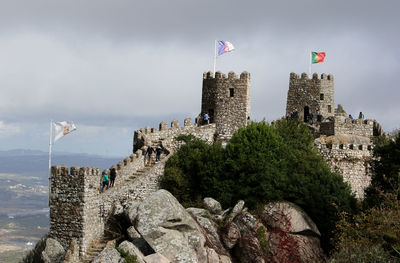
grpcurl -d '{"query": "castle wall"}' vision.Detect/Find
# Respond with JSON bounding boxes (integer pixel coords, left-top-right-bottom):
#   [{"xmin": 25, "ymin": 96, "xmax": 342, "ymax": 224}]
[
  {"xmin": 319, "ymin": 117, "xmax": 374, "ymax": 137},
  {"xmin": 201, "ymin": 71, "xmax": 250, "ymax": 142},
  {"xmin": 287, "ymin": 73, "xmax": 334, "ymax": 121},
  {"xmin": 316, "ymin": 141, "xmax": 372, "ymax": 199},
  {"xmin": 49, "ymin": 166, "xmax": 102, "ymax": 255},
  {"xmin": 133, "ymin": 118, "xmax": 217, "ymax": 153}
]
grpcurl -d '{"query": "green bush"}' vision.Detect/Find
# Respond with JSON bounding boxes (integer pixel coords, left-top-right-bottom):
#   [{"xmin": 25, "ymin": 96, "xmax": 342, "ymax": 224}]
[
  {"xmin": 160, "ymin": 120, "xmax": 357, "ymax": 251},
  {"xmin": 327, "ymin": 244, "xmax": 397, "ymax": 263},
  {"xmin": 364, "ymin": 133, "xmax": 400, "ymax": 208},
  {"xmin": 116, "ymin": 247, "xmax": 138, "ymax": 263}
]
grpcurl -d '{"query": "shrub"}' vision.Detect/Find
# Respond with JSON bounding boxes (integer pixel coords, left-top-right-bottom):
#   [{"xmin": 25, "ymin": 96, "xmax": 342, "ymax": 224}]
[
  {"xmin": 364, "ymin": 133, "xmax": 400, "ymax": 208},
  {"xmin": 160, "ymin": 120, "xmax": 357, "ymax": 251}
]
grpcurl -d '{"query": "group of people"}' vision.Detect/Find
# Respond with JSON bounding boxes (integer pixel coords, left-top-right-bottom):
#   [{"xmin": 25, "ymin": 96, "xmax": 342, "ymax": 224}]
[
  {"xmin": 100, "ymin": 144, "xmax": 164, "ymax": 193},
  {"xmin": 146, "ymin": 144, "xmax": 163, "ymax": 167},
  {"xmin": 349, "ymin": 112, "xmax": 364, "ymax": 121},
  {"xmin": 101, "ymin": 167, "xmax": 117, "ymax": 193},
  {"xmin": 286, "ymin": 108, "xmax": 323, "ymax": 124}
]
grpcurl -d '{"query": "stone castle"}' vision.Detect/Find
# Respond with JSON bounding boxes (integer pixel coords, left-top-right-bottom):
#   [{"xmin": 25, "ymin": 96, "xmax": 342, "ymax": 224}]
[{"xmin": 49, "ymin": 70, "xmax": 381, "ymax": 260}]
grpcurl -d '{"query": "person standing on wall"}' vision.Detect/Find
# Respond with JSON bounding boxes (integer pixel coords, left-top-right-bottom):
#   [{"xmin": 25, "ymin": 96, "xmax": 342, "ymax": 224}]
[
  {"xmin": 203, "ymin": 112, "xmax": 210, "ymax": 125},
  {"xmin": 146, "ymin": 145, "xmax": 155, "ymax": 167},
  {"xmin": 155, "ymin": 145, "xmax": 163, "ymax": 163},
  {"xmin": 358, "ymin": 112, "xmax": 364, "ymax": 119},
  {"xmin": 101, "ymin": 171, "xmax": 109, "ymax": 193},
  {"xmin": 109, "ymin": 167, "xmax": 117, "ymax": 187}
]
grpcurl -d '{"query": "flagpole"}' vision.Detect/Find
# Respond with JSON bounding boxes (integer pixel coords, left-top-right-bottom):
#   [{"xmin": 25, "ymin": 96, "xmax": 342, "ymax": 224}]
[
  {"xmin": 309, "ymin": 52, "xmax": 312, "ymax": 76},
  {"xmin": 48, "ymin": 120, "xmax": 52, "ymax": 205},
  {"xmin": 213, "ymin": 40, "xmax": 217, "ymax": 73}
]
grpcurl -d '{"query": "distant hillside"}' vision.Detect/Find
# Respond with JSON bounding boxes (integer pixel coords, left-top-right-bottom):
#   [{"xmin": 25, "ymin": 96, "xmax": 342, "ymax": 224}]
[{"xmin": 0, "ymin": 149, "xmax": 124, "ymax": 176}]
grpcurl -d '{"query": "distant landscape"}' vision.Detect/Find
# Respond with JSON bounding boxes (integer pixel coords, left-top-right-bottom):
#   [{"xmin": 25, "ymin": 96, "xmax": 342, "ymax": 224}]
[{"xmin": 0, "ymin": 149, "xmax": 123, "ymax": 263}]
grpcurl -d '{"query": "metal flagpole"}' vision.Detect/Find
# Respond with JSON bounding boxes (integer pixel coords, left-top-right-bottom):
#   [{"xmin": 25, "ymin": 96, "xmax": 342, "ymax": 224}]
[
  {"xmin": 48, "ymin": 120, "xmax": 52, "ymax": 205},
  {"xmin": 309, "ymin": 52, "xmax": 312, "ymax": 76},
  {"xmin": 213, "ymin": 40, "xmax": 217, "ymax": 73}
]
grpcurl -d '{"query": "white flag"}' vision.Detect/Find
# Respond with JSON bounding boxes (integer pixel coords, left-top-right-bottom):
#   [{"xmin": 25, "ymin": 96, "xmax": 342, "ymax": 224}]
[{"xmin": 53, "ymin": 121, "xmax": 77, "ymax": 142}]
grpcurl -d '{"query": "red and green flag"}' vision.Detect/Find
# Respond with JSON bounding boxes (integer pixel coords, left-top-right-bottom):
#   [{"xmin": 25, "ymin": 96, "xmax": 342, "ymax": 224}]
[{"xmin": 312, "ymin": 52, "xmax": 326, "ymax": 64}]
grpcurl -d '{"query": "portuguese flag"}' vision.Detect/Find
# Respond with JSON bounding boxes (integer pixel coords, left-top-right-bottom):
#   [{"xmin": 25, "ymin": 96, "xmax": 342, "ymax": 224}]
[{"xmin": 312, "ymin": 52, "xmax": 326, "ymax": 64}]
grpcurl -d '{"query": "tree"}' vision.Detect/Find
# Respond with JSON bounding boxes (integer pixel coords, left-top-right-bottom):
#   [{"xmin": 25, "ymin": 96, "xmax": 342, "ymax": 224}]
[
  {"xmin": 364, "ymin": 133, "xmax": 400, "ymax": 208},
  {"xmin": 160, "ymin": 120, "xmax": 357, "ymax": 250}
]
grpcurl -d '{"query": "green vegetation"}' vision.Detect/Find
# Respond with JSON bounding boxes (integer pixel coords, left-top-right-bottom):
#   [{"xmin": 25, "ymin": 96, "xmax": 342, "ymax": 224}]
[
  {"xmin": 256, "ymin": 226, "xmax": 269, "ymax": 253},
  {"xmin": 160, "ymin": 119, "xmax": 357, "ymax": 250},
  {"xmin": 364, "ymin": 133, "xmax": 400, "ymax": 208},
  {"xmin": 116, "ymin": 247, "xmax": 138, "ymax": 263},
  {"xmin": 330, "ymin": 132, "xmax": 400, "ymax": 261}
]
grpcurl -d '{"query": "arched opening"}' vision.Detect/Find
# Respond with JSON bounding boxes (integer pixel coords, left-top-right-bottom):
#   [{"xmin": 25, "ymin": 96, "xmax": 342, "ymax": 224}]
[{"xmin": 304, "ymin": 106, "xmax": 310, "ymax": 123}]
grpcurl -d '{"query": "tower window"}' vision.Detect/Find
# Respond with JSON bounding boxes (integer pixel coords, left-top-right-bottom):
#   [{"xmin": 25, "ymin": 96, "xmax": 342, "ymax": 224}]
[
  {"xmin": 328, "ymin": 105, "xmax": 332, "ymax": 113},
  {"xmin": 229, "ymin": 88, "xmax": 234, "ymax": 97},
  {"xmin": 320, "ymin": 93, "xmax": 324, "ymax": 100}
]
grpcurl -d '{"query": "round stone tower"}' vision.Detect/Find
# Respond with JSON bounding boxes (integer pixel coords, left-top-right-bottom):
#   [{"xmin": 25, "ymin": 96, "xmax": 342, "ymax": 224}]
[
  {"xmin": 286, "ymin": 72, "xmax": 334, "ymax": 122},
  {"xmin": 201, "ymin": 71, "xmax": 251, "ymax": 142}
]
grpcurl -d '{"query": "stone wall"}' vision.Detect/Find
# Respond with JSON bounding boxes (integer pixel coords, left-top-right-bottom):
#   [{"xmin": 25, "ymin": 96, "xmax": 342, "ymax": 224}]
[
  {"xmin": 286, "ymin": 73, "xmax": 334, "ymax": 121},
  {"xmin": 201, "ymin": 71, "xmax": 250, "ymax": 143},
  {"xmin": 133, "ymin": 117, "xmax": 217, "ymax": 153},
  {"xmin": 49, "ymin": 166, "xmax": 102, "ymax": 255},
  {"xmin": 319, "ymin": 117, "xmax": 374, "ymax": 137},
  {"xmin": 49, "ymin": 153, "xmax": 168, "ymax": 256},
  {"xmin": 316, "ymin": 140, "xmax": 372, "ymax": 199}
]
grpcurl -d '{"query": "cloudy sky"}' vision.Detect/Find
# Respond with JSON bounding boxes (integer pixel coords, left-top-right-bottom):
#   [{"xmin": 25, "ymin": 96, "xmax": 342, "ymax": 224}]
[{"xmin": 0, "ymin": 0, "xmax": 399, "ymax": 157}]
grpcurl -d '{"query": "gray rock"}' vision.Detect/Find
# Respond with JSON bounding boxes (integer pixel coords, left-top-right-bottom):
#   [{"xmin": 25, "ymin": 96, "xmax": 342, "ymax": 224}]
[
  {"xmin": 221, "ymin": 222, "xmax": 240, "ymax": 249},
  {"xmin": 203, "ymin": 197, "xmax": 222, "ymax": 214},
  {"xmin": 63, "ymin": 239, "xmax": 79, "ymax": 263},
  {"xmin": 144, "ymin": 252, "xmax": 171, "ymax": 263},
  {"xmin": 135, "ymin": 189, "xmax": 207, "ymax": 263},
  {"xmin": 118, "ymin": 240, "xmax": 145, "ymax": 263},
  {"xmin": 113, "ymin": 201, "xmax": 124, "ymax": 216},
  {"xmin": 231, "ymin": 200, "xmax": 245, "ymax": 215},
  {"xmin": 125, "ymin": 201, "xmax": 140, "ymax": 225},
  {"xmin": 41, "ymin": 238, "xmax": 65, "ymax": 263},
  {"xmin": 261, "ymin": 201, "xmax": 320, "ymax": 236},
  {"xmin": 92, "ymin": 247, "xmax": 122, "ymax": 263},
  {"xmin": 186, "ymin": 207, "xmax": 211, "ymax": 218},
  {"xmin": 127, "ymin": 226, "xmax": 142, "ymax": 240}
]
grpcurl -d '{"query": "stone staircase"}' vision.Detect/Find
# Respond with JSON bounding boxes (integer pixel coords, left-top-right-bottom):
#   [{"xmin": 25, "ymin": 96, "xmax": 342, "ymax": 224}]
[
  {"xmin": 79, "ymin": 230, "xmax": 120, "ymax": 263},
  {"xmin": 78, "ymin": 150, "xmax": 168, "ymax": 262}
]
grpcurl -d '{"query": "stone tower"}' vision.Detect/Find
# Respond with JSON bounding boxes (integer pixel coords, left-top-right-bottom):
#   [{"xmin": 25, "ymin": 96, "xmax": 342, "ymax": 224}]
[
  {"xmin": 286, "ymin": 72, "xmax": 334, "ymax": 121},
  {"xmin": 201, "ymin": 71, "xmax": 251, "ymax": 142}
]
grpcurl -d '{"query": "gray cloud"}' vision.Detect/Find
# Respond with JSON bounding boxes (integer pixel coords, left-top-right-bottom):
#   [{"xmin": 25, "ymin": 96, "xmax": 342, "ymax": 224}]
[{"xmin": 0, "ymin": 0, "xmax": 399, "ymax": 155}]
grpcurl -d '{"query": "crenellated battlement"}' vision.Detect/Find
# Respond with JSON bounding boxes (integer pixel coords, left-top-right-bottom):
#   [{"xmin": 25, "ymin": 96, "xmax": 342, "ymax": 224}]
[
  {"xmin": 203, "ymin": 70, "xmax": 250, "ymax": 81},
  {"xmin": 315, "ymin": 137, "xmax": 373, "ymax": 199},
  {"xmin": 133, "ymin": 117, "xmax": 217, "ymax": 153},
  {"xmin": 290, "ymin": 72, "xmax": 334, "ymax": 81},
  {"xmin": 320, "ymin": 116, "xmax": 374, "ymax": 137},
  {"xmin": 287, "ymin": 72, "xmax": 335, "ymax": 122}
]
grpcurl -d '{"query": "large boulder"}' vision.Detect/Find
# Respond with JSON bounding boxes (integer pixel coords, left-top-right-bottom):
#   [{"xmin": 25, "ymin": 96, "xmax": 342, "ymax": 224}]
[
  {"xmin": 92, "ymin": 247, "xmax": 122, "ymax": 263},
  {"xmin": 118, "ymin": 240, "xmax": 145, "ymax": 263},
  {"xmin": 203, "ymin": 197, "xmax": 222, "ymax": 214},
  {"xmin": 41, "ymin": 238, "xmax": 65, "ymax": 263},
  {"xmin": 261, "ymin": 201, "xmax": 325, "ymax": 263},
  {"xmin": 134, "ymin": 189, "xmax": 208, "ymax": 263},
  {"xmin": 261, "ymin": 201, "xmax": 320, "ymax": 236}
]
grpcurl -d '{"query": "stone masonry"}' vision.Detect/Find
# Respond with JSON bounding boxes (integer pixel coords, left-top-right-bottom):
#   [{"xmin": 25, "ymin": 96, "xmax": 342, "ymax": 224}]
[
  {"xmin": 287, "ymin": 72, "xmax": 378, "ymax": 198},
  {"xmin": 286, "ymin": 73, "xmax": 334, "ymax": 122},
  {"xmin": 201, "ymin": 71, "xmax": 251, "ymax": 143}
]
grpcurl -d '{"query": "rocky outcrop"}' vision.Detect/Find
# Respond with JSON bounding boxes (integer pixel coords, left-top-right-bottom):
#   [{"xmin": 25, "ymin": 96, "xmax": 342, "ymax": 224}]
[
  {"xmin": 41, "ymin": 238, "xmax": 65, "ymax": 263},
  {"xmin": 92, "ymin": 247, "xmax": 122, "ymax": 263},
  {"xmin": 42, "ymin": 190, "xmax": 325, "ymax": 263}
]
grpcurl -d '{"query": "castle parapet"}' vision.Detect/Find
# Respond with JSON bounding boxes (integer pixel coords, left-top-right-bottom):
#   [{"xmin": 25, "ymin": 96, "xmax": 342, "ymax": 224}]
[
  {"xmin": 49, "ymin": 165, "xmax": 101, "ymax": 256},
  {"xmin": 203, "ymin": 71, "xmax": 250, "ymax": 81},
  {"xmin": 133, "ymin": 117, "xmax": 217, "ymax": 153},
  {"xmin": 290, "ymin": 72, "xmax": 334, "ymax": 81}
]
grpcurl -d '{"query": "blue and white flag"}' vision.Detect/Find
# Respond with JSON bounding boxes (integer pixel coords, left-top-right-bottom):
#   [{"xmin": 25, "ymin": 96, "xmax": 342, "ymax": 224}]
[{"xmin": 217, "ymin": 41, "xmax": 235, "ymax": 56}]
